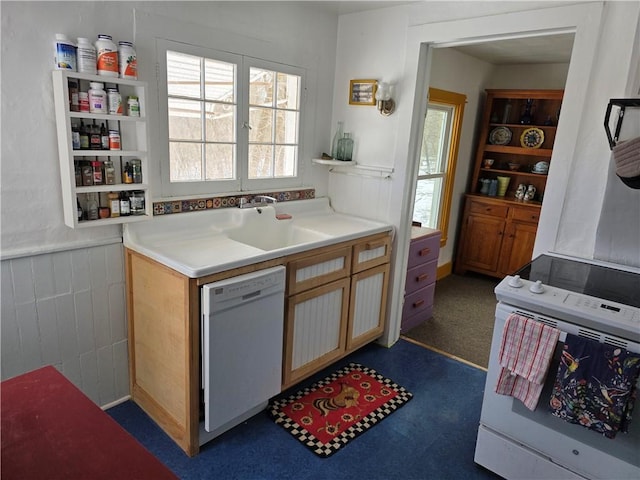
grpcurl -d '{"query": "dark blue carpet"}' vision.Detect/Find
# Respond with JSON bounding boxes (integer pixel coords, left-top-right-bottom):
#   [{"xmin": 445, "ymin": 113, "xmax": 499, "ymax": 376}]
[{"xmin": 107, "ymin": 339, "xmax": 500, "ymax": 479}]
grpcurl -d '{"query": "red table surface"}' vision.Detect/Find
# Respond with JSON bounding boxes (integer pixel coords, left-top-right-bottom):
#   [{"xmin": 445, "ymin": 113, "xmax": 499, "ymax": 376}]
[{"xmin": 1, "ymin": 366, "xmax": 177, "ymax": 480}]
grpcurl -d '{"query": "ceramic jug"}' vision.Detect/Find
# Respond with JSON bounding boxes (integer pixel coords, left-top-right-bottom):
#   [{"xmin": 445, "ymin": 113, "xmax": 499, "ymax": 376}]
[
  {"xmin": 515, "ymin": 183, "xmax": 526, "ymax": 200},
  {"xmin": 525, "ymin": 184, "xmax": 536, "ymax": 201},
  {"xmin": 479, "ymin": 178, "xmax": 490, "ymax": 194}
]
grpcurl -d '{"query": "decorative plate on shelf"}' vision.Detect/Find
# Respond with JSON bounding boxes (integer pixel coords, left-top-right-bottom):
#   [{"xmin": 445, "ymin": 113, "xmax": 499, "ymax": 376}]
[
  {"xmin": 489, "ymin": 126, "xmax": 512, "ymax": 145},
  {"xmin": 520, "ymin": 127, "xmax": 545, "ymax": 148}
]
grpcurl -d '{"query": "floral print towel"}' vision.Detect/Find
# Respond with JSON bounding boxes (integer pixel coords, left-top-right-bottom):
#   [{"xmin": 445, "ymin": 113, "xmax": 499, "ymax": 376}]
[{"xmin": 549, "ymin": 334, "xmax": 640, "ymax": 438}]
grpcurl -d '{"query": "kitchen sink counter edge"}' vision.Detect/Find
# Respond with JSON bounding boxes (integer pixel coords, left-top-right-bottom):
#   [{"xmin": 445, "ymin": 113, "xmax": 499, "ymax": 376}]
[{"xmin": 123, "ymin": 197, "xmax": 394, "ymax": 278}]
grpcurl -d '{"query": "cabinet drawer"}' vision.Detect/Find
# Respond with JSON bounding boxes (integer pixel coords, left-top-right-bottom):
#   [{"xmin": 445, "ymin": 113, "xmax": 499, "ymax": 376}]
[
  {"xmin": 511, "ymin": 206, "xmax": 540, "ymax": 224},
  {"xmin": 401, "ymin": 283, "xmax": 436, "ymax": 320},
  {"xmin": 405, "ymin": 259, "xmax": 437, "ymax": 296},
  {"xmin": 407, "ymin": 234, "xmax": 440, "ymax": 267},
  {"xmin": 352, "ymin": 234, "xmax": 391, "ymax": 273},
  {"xmin": 400, "ymin": 306, "xmax": 434, "ymax": 334},
  {"xmin": 468, "ymin": 200, "xmax": 508, "ymax": 218},
  {"xmin": 288, "ymin": 246, "xmax": 351, "ymax": 296}
]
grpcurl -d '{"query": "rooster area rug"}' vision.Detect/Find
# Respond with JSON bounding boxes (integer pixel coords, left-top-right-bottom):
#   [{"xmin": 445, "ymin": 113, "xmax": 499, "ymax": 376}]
[{"xmin": 268, "ymin": 363, "xmax": 413, "ymax": 458}]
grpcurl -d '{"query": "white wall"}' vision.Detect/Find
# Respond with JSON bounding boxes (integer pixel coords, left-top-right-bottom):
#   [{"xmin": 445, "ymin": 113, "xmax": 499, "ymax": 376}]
[
  {"xmin": 329, "ymin": 1, "xmax": 640, "ymax": 347},
  {"xmin": 0, "ymin": 1, "xmax": 339, "ymax": 404}
]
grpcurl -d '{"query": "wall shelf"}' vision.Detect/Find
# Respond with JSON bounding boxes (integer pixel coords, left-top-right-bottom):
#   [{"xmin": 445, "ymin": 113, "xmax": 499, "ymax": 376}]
[{"xmin": 311, "ymin": 158, "xmax": 355, "ymax": 166}]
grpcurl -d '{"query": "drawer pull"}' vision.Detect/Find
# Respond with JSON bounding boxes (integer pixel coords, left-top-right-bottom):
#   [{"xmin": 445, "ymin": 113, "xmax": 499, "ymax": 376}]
[
  {"xmin": 419, "ymin": 248, "xmax": 431, "ymax": 256},
  {"xmin": 365, "ymin": 240, "xmax": 386, "ymax": 250},
  {"xmin": 416, "ymin": 273, "xmax": 429, "ymax": 282},
  {"xmin": 413, "ymin": 299, "xmax": 425, "ymax": 308}
]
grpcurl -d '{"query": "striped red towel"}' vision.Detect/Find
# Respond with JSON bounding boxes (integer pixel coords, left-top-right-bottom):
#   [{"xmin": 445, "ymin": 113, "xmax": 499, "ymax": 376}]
[{"xmin": 495, "ymin": 313, "xmax": 560, "ymax": 410}]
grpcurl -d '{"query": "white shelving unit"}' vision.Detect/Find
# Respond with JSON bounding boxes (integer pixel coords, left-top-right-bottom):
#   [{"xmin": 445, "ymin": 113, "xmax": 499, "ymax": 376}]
[{"xmin": 52, "ymin": 70, "xmax": 151, "ymax": 228}]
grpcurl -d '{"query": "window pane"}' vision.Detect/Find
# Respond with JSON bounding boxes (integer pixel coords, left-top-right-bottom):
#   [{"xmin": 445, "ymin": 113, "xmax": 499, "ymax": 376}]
[
  {"xmin": 274, "ymin": 145, "xmax": 297, "ymax": 177},
  {"xmin": 277, "ymin": 72, "xmax": 300, "ymax": 109},
  {"xmin": 205, "ymin": 144, "xmax": 235, "ymax": 180},
  {"xmin": 204, "ymin": 59, "xmax": 235, "ymax": 102},
  {"xmin": 248, "ymin": 144, "xmax": 274, "ymax": 179},
  {"xmin": 413, "ymin": 178, "xmax": 443, "ymax": 229},
  {"xmin": 167, "ymin": 51, "xmax": 201, "ymax": 98},
  {"xmin": 249, "ymin": 68, "xmax": 274, "ymax": 106},
  {"xmin": 205, "ymin": 102, "xmax": 235, "ymax": 142},
  {"xmin": 419, "ymin": 107, "xmax": 449, "ymax": 175},
  {"xmin": 169, "ymin": 142, "xmax": 202, "ymax": 181},
  {"xmin": 168, "ymin": 98, "xmax": 202, "ymax": 141},
  {"xmin": 249, "ymin": 107, "xmax": 274, "ymax": 143},
  {"xmin": 275, "ymin": 110, "xmax": 298, "ymax": 144}
]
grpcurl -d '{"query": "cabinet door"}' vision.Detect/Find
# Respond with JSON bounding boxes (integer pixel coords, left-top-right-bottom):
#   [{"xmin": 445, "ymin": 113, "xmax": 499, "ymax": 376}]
[
  {"xmin": 499, "ymin": 221, "xmax": 537, "ymax": 276},
  {"xmin": 346, "ymin": 263, "xmax": 390, "ymax": 353},
  {"xmin": 458, "ymin": 214, "xmax": 505, "ymax": 274},
  {"xmin": 283, "ymin": 278, "xmax": 350, "ymax": 389}
]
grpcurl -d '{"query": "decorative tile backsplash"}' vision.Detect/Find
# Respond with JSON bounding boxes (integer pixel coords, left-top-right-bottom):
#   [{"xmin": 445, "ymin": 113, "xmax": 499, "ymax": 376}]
[{"xmin": 152, "ymin": 188, "xmax": 315, "ymax": 216}]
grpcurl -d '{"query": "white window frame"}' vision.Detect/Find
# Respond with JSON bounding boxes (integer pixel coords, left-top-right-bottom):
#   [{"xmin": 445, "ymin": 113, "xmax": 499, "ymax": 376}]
[{"xmin": 156, "ymin": 38, "xmax": 305, "ymax": 197}]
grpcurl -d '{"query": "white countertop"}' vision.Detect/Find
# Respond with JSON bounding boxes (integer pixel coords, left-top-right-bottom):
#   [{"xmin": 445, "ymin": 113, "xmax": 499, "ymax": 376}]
[{"xmin": 124, "ymin": 198, "xmax": 393, "ymax": 278}]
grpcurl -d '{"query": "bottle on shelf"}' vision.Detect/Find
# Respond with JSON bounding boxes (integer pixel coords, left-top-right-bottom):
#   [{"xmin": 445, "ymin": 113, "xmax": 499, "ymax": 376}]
[
  {"xmin": 123, "ymin": 162, "xmax": 133, "ymax": 183},
  {"xmin": 90, "ymin": 121, "xmax": 101, "ymax": 150},
  {"xmin": 71, "ymin": 122, "xmax": 80, "ymax": 150},
  {"xmin": 108, "ymin": 192, "xmax": 120, "ymax": 217},
  {"xmin": 100, "ymin": 123, "xmax": 109, "ymax": 150},
  {"xmin": 336, "ymin": 132, "xmax": 354, "ymax": 161},
  {"xmin": 119, "ymin": 191, "xmax": 131, "ymax": 216},
  {"xmin": 131, "ymin": 159, "xmax": 142, "ymax": 184},
  {"xmin": 104, "ymin": 160, "xmax": 116, "ymax": 185},
  {"xmin": 77, "ymin": 37, "xmax": 97, "ymax": 75},
  {"xmin": 76, "ymin": 198, "xmax": 83, "ymax": 222},
  {"xmin": 79, "ymin": 120, "xmax": 89, "ymax": 150},
  {"xmin": 86, "ymin": 193, "xmax": 99, "ymax": 221},
  {"xmin": 331, "ymin": 121, "xmax": 344, "ymax": 159}
]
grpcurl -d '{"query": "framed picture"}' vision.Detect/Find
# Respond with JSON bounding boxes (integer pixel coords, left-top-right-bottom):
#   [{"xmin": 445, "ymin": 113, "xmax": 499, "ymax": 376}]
[{"xmin": 349, "ymin": 79, "xmax": 377, "ymax": 106}]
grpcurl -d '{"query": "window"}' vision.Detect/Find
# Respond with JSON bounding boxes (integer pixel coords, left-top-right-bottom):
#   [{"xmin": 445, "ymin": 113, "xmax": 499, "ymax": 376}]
[
  {"xmin": 158, "ymin": 40, "xmax": 303, "ymax": 196},
  {"xmin": 413, "ymin": 88, "xmax": 466, "ymax": 245}
]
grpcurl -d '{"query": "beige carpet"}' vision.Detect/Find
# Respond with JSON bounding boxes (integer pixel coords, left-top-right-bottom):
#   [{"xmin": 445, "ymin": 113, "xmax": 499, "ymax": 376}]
[{"xmin": 402, "ymin": 272, "xmax": 499, "ymax": 369}]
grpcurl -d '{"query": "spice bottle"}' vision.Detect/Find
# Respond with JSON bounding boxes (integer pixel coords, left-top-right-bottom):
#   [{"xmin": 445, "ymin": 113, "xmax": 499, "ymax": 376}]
[
  {"xmin": 68, "ymin": 80, "xmax": 79, "ymax": 112},
  {"xmin": 87, "ymin": 193, "xmax": 99, "ymax": 220},
  {"xmin": 130, "ymin": 190, "xmax": 145, "ymax": 215},
  {"xmin": 104, "ymin": 160, "xmax": 116, "ymax": 185},
  {"xmin": 100, "ymin": 123, "xmax": 109, "ymax": 150},
  {"xmin": 119, "ymin": 191, "xmax": 131, "ymax": 216},
  {"xmin": 79, "ymin": 121, "xmax": 89, "ymax": 150},
  {"xmin": 131, "ymin": 159, "xmax": 142, "ymax": 184},
  {"xmin": 89, "ymin": 121, "xmax": 101, "ymax": 150},
  {"xmin": 71, "ymin": 123, "xmax": 81, "ymax": 150},
  {"xmin": 108, "ymin": 192, "xmax": 120, "ymax": 217},
  {"xmin": 123, "ymin": 162, "xmax": 133, "ymax": 183}
]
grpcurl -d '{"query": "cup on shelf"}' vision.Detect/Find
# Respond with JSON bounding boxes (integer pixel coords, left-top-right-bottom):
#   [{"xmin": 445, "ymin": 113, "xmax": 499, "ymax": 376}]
[
  {"xmin": 496, "ymin": 176, "xmax": 510, "ymax": 196},
  {"xmin": 483, "ymin": 158, "xmax": 495, "ymax": 168}
]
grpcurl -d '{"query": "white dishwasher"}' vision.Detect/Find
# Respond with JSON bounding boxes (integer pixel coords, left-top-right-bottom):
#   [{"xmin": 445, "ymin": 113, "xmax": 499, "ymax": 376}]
[{"xmin": 200, "ymin": 265, "xmax": 285, "ymax": 444}]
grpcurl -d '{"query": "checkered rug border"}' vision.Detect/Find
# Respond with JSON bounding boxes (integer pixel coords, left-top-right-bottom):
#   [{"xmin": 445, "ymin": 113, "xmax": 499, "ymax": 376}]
[{"xmin": 268, "ymin": 363, "xmax": 413, "ymax": 458}]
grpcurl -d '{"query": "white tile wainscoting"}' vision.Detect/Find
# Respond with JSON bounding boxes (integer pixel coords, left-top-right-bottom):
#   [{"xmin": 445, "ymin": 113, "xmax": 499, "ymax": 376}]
[{"xmin": 1, "ymin": 241, "xmax": 129, "ymax": 407}]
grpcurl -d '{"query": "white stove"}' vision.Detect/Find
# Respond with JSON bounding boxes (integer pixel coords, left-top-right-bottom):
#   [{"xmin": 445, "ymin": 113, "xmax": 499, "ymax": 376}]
[{"xmin": 475, "ymin": 253, "xmax": 640, "ymax": 480}]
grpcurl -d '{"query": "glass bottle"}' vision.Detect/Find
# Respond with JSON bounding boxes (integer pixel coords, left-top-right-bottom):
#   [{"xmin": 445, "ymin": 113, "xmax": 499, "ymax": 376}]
[
  {"xmin": 87, "ymin": 193, "xmax": 99, "ymax": 220},
  {"xmin": 76, "ymin": 197, "xmax": 83, "ymax": 222},
  {"xmin": 331, "ymin": 121, "xmax": 344, "ymax": 159},
  {"xmin": 79, "ymin": 120, "xmax": 89, "ymax": 150},
  {"xmin": 119, "ymin": 191, "xmax": 131, "ymax": 216},
  {"xmin": 100, "ymin": 123, "xmax": 109, "ymax": 150},
  {"xmin": 336, "ymin": 132, "xmax": 354, "ymax": 161},
  {"xmin": 519, "ymin": 99, "xmax": 534, "ymax": 124},
  {"xmin": 123, "ymin": 162, "xmax": 133, "ymax": 184}
]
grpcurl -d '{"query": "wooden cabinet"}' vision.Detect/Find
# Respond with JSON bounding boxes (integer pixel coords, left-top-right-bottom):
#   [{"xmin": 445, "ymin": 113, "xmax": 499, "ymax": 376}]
[
  {"xmin": 401, "ymin": 227, "xmax": 441, "ymax": 333},
  {"xmin": 456, "ymin": 89, "xmax": 563, "ymax": 278},
  {"xmin": 52, "ymin": 70, "xmax": 151, "ymax": 228},
  {"xmin": 455, "ymin": 196, "xmax": 540, "ymax": 278},
  {"xmin": 282, "ymin": 233, "xmax": 391, "ymax": 390},
  {"xmin": 125, "ymin": 231, "xmax": 392, "ymax": 456}
]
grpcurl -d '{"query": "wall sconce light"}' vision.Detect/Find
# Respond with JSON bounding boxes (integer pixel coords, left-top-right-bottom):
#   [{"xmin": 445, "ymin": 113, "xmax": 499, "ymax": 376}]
[{"xmin": 375, "ymin": 81, "xmax": 395, "ymax": 116}]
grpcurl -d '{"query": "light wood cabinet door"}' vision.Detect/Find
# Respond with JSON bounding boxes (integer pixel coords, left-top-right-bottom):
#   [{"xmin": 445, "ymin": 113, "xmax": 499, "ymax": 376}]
[
  {"xmin": 347, "ymin": 263, "xmax": 390, "ymax": 352},
  {"xmin": 282, "ymin": 278, "xmax": 350, "ymax": 390},
  {"xmin": 458, "ymin": 213, "xmax": 505, "ymax": 273},
  {"xmin": 499, "ymin": 221, "xmax": 537, "ymax": 276}
]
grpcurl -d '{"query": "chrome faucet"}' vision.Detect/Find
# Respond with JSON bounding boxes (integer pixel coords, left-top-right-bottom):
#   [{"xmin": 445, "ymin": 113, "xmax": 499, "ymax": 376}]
[
  {"xmin": 253, "ymin": 195, "xmax": 277, "ymax": 206},
  {"xmin": 238, "ymin": 195, "xmax": 277, "ymax": 209}
]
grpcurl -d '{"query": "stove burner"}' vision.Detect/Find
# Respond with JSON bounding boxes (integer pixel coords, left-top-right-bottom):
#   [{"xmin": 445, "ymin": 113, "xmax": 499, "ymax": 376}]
[{"xmin": 515, "ymin": 255, "xmax": 640, "ymax": 308}]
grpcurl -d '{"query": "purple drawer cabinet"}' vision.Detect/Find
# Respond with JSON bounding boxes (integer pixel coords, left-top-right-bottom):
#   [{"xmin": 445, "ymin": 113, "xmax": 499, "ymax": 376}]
[
  {"xmin": 401, "ymin": 228, "xmax": 440, "ymax": 333},
  {"xmin": 407, "ymin": 232, "xmax": 440, "ymax": 267},
  {"xmin": 401, "ymin": 283, "xmax": 436, "ymax": 321},
  {"xmin": 405, "ymin": 259, "xmax": 437, "ymax": 296}
]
